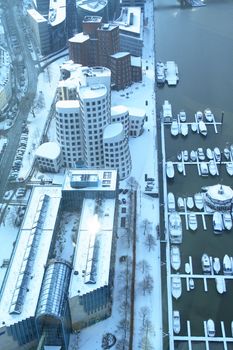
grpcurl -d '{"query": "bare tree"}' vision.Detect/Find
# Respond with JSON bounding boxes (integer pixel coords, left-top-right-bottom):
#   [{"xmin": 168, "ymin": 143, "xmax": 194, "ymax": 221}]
[
  {"xmin": 137, "ymin": 260, "xmax": 151, "ymax": 274},
  {"xmin": 141, "ymin": 219, "xmax": 152, "ymax": 236},
  {"xmin": 119, "ymin": 300, "xmax": 130, "ymax": 316},
  {"xmin": 139, "ymin": 319, "xmax": 154, "ymax": 350},
  {"xmin": 139, "ymin": 306, "xmax": 150, "ymax": 326},
  {"xmin": 144, "ymin": 233, "xmax": 156, "ymax": 251},
  {"xmin": 138, "ymin": 336, "xmax": 154, "ymax": 350},
  {"xmin": 127, "ymin": 176, "xmax": 138, "ymax": 191},
  {"xmin": 139, "ymin": 274, "xmax": 154, "ymax": 296},
  {"xmin": 116, "ymin": 338, "xmax": 129, "ymax": 350}
]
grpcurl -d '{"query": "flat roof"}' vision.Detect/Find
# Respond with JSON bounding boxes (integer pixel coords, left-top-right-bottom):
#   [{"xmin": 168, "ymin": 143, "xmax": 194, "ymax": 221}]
[
  {"xmin": 56, "ymin": 100, "xmax": 80, "ymax": 110},
  {"xmin": 0, "ymin": 186, "xmax": 61, "ymax": 326},
  {"xmin": 49, "ymin": 0, "xmax": 66, "ymax": 27},
  {"xmin": 128, "ymin": 106, "xmax": 146, "ymax": 117},
  {"xmin": 27, "ymin": 9, "xmax": 47, "ymax": 23},
  {"xmin": 63, "ymin": 168, "xmax": 117, "ymax": 192},
  {"xmin": 69, "ymin": 197, "xmax": 115, "ymax": 297},
  {"xmin": 35, "ymin": 142, "xmax": 61, "ymax": 160},
  {"xmin": 78, "ymin": 83, "xmax": 107, "ymax": 100},
  {"xmin": 103, "ymin": 122, "xmax": 123, "ymax": 139},
  {"xmin": 111, "ymin": 51, "xmax": 130, "ymax": 59},
  {"xmin": 114, "ymin": 7, "xmax": 142, "ymax": 36},
  {"xmin": 111, "ymin": 105, "xmax": 129, "ymax": 116},
  {"xmin": 69, "ymin": 33, "xmax": 90, "ymax": 44},
  {"xmin": 76, "ymin": 0, "xmax": 108, "ymax": 13}
]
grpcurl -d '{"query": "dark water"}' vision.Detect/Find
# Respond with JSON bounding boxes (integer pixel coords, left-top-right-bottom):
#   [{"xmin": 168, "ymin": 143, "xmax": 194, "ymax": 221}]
[{"xmin": 154, "ymin": 0, "xmax": 233, "ymax": 344}]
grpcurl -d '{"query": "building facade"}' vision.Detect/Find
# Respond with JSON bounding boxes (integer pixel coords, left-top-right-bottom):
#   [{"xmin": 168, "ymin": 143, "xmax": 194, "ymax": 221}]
[
  {"xmin": 35, "ymin": 141, "xmax": 62, "ymax": 173},
  {"xmin": 110, "ymin": 51, "xmax": 131, "ymax": 90},
  {"xmin": 0, "ymin": 47, "xmax": 12, "ymax": 112}
]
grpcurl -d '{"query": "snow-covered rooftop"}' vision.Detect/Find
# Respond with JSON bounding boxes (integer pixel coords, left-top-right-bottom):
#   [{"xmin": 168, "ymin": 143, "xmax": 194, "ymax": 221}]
[
  {"xmin": 111, "ymin": 105, "xmax": 128, "ymax": 116},
  {"xmin": 63, "ymin": 168, "xmax": 117, "ymax": 192},
  {"xmin": 78, "ymin": 83, "xmax": 107, "ymax": 100},
  {"xmin": 76, "ymin": 0, "xmax": 108, "ymax": 13},
  {"xmin": 35, "ymin": 141, "xmax": 61, "ymax": 160},
  {"xmin": 114, "ymin": 7, "xmax": 142, "ymax": 36},
  {"xmin": 0, "ymin": 186, "xmax": 62, "ymax": 326},
  {"xmin": 56, "ymin": 100, "xmax": 80, "ymax": 111},
  {"xmin": 128, "ymin": 106, "xmax": 146, "ymax": 117},
  {"xmin": 69, "ymin": 197, "xmax": 115, "ymax": 297},
  {"xmin": 27, "ymin": 8, "xmax": 47, "ymax": 23},
  {"xmin": 111, "ymin": 51, "xmax": 130, "ymax": 59},
  {"xmin": 49, "ymin": 0, "xmax": 66, "ymax": 27},
  {"xmin": 103, "ymin": 122, "xmax": 123, "ymax": 139},
  {"xmin": 69, "ymin": 33, "xmax": 90, "ymax": 43}
]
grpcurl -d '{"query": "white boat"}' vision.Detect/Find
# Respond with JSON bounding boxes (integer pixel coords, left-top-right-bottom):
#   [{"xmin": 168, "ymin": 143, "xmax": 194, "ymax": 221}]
[
  {"xmin": 215, "ymin": 276, "xmax": 226, "ymax": 294},
  {"xmin": 208, "ymin": 160, "xmax": 218, "ymax": 176},
  {"xmin": 171, "ymin": 120, "xmax": 179, "ymax": 136},
  {"xmin": 165, "ymin": 61, "xmax": 179, "ymax": 86},
  {"xmin": 171, "ymin": 275, "xmax": 182, "ymax": 299},
  {"xmin": 183, "ymin": 150, "xmax": 189, "ymax": 162},
  {"xmin": 224, "ymin": 148, "xmax": 230, "ymax": 160},
  {"xmin": 198, "ymin": 120, "xmax": 207, "ymax": 136},
  {"xmin": 213, "ymin": 211, "xmax": 223, "ymax": 233},
  {"xmin": 177, "ymin": 197, "xmax": 184, "ymax": 210},
  {"xmin": 226, "ymin": 162, "xmax": 233, "ymax": 176},
  {"xmin": 177, "ymin": 162, "xmax": 184, "ymax": 174},
  {"xmin": 191, "ymin": 122, "xmax": 197, "ymax": 132},
  {"xmin": 180, "ymin": 123, "xmax": 188, "ymax": 136},
  {"xmin": 185, "ymin": 262, "xmax": 191, "ymax": 274},
  {"xmin": 206, "ymin": 148, "xmax": 214, "ymax": 160},
  {"xmin": 213, "ymin": 257, "xmax": 221, "ymax": 274},
  {"xmin": 169, "ymin": 212, "xmax": 182, "ymax": 244},
  {"xmin": 204, "ymin": 108, "xmax": 214, "ymax": 122},
  {"xmin": 223, "ymin": 254, "xmax": 232, "ymax": 275},
  {"xmin": 177, "ymin": 152, "xmax": 182, "ymax": 161},
  {"xmin": 214, "ymin": 147, "xmax": 221, "ymax": 162},
  {"xmin": 168, "ymin": 192, "xmax": 176, "ymax": 212},
  {"xmin": 194, "ymin": 193, "xmax": 203, "ymax": 210},
  {"xmin": 162, "ymin": 100, "xmax": 172, "ymax": 123},
  {"xmin": 156, "ymin": 62, "xmax": 166, "ymax": 84},
  {"xmin": 170, "ymin": 245, "xmax": 181, "ymax": 271},
  {"xmin": 188, "ymin": 213, "xmax": 197, "ymax": 231},
  {"xmin": 179, "ymin": 111, "xmax": 186, "ymax": 122},
  {"xmin": 189, "ymin": 278, "xmax": 195, "ymax": 290},
  {"xmin": 197, "ymin": 147, "xmax": 205, "ymax": 161},
  {"xmin": 166, "ymin": 161, "xmax": 175, "ymax": 179},
  {"xmin": 223, "ymin": 212, "xmax": 232, "ymax": 230},
  {"xmin": 195, "ymin": 111, "xmax": 203, "ymax": 121},
  {"xmin": 202, "ymin": 253, "xmax": 211, "ymax": 274},
  {"xmin": 200, "ymin": 162, "xmax": 209, "ymax": 176},
  {"xmin": 207, "ymin": 319, "xmax": 215, "ymax": 337},
  {"xmin": 173, "ymin": 310, "xmax": 181, "ymax": 334},
  {"xmin": 186, "ymin": 196, "xmax": 194, "ymax": 210},
  {"xmin": 190, "ymin": 150, "xmax": 197, "ymax": 161}
]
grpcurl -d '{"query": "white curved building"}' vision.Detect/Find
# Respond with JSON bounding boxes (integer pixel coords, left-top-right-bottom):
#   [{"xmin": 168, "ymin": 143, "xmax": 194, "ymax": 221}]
[
  {"xmin": 0, "ymin": 47, "xmax": 12, "ymax": 112},
  {"xmin": 103, "ymin": 122, "xmax": 131, "ymax": 179},
  {"xmin": 35, "ymin": 141, "xmax": 62, "ymax": 173},
  {"xmin": 78, "ymin": 84, "xmax": 110, "ymax": 168},
  {"xmin": 111, "ymin": 105, "xmax": 129, "ymax": 138},
  {"xmin": 56, "ymin": 100, "xmax": 82, "ymax": 167}
]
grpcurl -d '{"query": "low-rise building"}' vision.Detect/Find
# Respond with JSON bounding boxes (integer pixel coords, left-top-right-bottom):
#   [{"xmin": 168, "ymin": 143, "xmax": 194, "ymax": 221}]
[
  {"xmin": 110, "ymin": 52, "xmax": 131, "ymax": 90},
  {"xmin": 35, "ymin": 141, "xmax": 62, "ymax": 173},
  {"xmin": 128, "ymin": 106, "xmax": 145, "ymax": 137}
]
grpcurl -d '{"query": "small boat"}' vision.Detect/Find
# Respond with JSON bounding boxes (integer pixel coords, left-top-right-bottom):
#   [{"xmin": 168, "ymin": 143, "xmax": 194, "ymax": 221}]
[
  {"xmin": 197, "ymin": 147, "xmax": 205, "ymax": 161},
  {"xmin": 206, "ymin": 148, "xmax": 214, "ymax": 160},
  {"xmin": 166, "ymin": 161, "xmax": 175, "ymax": 179},
  {"xmin": 224, "ymin": 147, "xmax": 230, "ymax": 160},
  {"xmin": 162, "ymin": 100, "xmax": 172, "ymax": 122},
  {"xmin": 177, "ymin": 152, "xmax": 182, "ymax": 161},
  {"xmin": 165, "ymin": 61, "xmax": 179, "ymax": 86},
  {"xmin": 195, "ymin": 111, "xmax": 203, "ymax": 122},
  {"xmin": 198, "ymin": 120, "xmax": 207, "ymax": 136},
  {"xmin": 171, "ymin": 120, "xmax": 179, "ymax": 136},
  {"xmin": 168, "ymin": 192, "xmax": 176, "ymax": 212},
  {"xmin": 186, "ymin": 196, "xmax": 194, "ymax": 210},
  {"xmin": 226, "ymin": 162, "xmax": 233, "ymax": 176},
  {"xmin": 185, "ymin": 262, "xmax": 191, "ymax": 274},
  {"xmin": 189, "ymin": 278, "xmax": 194, "ymax": 290},
  {"xmin": 202, "ymin": 253, "xmax": 211, "ymax": 274},
  {"xmin": 171, "ymin": 275, "xmax": 182, "ymax": 299},
  {"xmin": 214, "ymin": 147, "xmax": 221, "ymax": 162},
  {"xmin": 177, "ymin": 197, "xmax": 184, "ymax": 210},
  {"xmin": 173, "ymin": 310, "xmax": 181, "ymax": 334},
  {"xmin": 179, "ymin": 111, "xmax": 186, "ymax": 122},
  {"xmin": 170, "ymin": 245, "xmax": 181, "ymax": 271},
  {"xmin": 204, "ymin": 108, "xmax": 214, "ymax": 122},
  {"xmin": 156, "ymin": 62, "xmax": 166, "ymax": 84},
  {"xmin": 223, "ymin": 254, "xmax": 232, "ymax": 275},
  {"xmin": 200, "ymin": 162, "xmax": 209, "ymax": 176},
  {"xmin": 213, "ymin": 257, "xmax": 221, "ymax": 274},
  {"xmin": 169, "ymin": 212, "xmax": 182, "ymax": 244},
  {"xmin": 183, "ymin": 150, "xmax": 189, "ymax": 162},
  {"xmin": 188, "ymin": 213, "xmax": 197, "ymax": 231},
  {"xmin": 223, "ymin": 212, "xmax": 232, "ymax": 230},
  {"xmin": 190, "ymin": 150, "xmax": 197, "ymax": 162},
  {"xmin": 208, "ymin": 160, "xmax": 218, "ymax": 176},
  {"xmin": 191, "ymin": 122, "xmax": 197, "ymax": 132},
  {"xmin": 213, "ymin": 211, "xmax": 223, "ymax": 234},
  {"xmin": 180, "ymin": 123, "xmax": 188, "ymax": 136},
  {"xmin": 201, "ymin": 186, "xmax": 209, "ymax": 192},
  {"xmin": 215, "ymin": 276, "xmax": 226, "ymax": 294},
  {"xmin": 194, "ymin": 193, "xmax": 203, "ymax": 210},
  {"xmin": 207, "ymin": 319, "xmax": 215, "ymax": 337},
  {"xmin": 177, "ymin": 162, "xmax": 184, "ymax": 174}
]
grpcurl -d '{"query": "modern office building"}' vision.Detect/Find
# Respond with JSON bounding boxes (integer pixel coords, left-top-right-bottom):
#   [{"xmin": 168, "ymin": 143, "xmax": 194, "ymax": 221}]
[
  {"xmin": 131, "ymin": 56, "xmax": 142, "ymax": 82},
  {"xmin": 0, "ymin": 46, "xmax": 12, "ymax": 113},
  {"xmin": 110, "ymin": 51, "xmax": 131, "ymax": 90},
  {"xmin": 128, "ymin": 106, "xmax": 146, "ymax": 137},
  {"xmin": 35, "ymin": 141, "xmax": 62, "ymax": 173},
  {"xmin": 97, "ymin": 23, "xmax": 120, "ymax": 67},
  {"xmin": 103, "ymin": 123, "xmax": 132, "ymax": 179},
  {"xmin": 76, "ymin": 0, "xmax": 108, "ymax": 31},
  {"xmin": 68, "ymin": 33, "xmax": 90, "ymax": 66},
  {"xmin": 111, "ymin": 105, "xmax": 129, "ymax": 138}
]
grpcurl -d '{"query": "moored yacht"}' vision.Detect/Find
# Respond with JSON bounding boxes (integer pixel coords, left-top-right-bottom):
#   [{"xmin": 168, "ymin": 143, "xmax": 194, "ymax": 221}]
[
  {"xmin": 215, "ymin": 276, "xmax": 226, "ymax": 294},
  {"xmin": 198, "ymin": 120, "xmax": 207, "ymax": 136},
  {"xmin": 194, "ymin": 192, "xmax": 204, "ymax": 210},
  {"xmin": 224, "ymin": 147, "xmax": 230, "ymax": 160},
  {"xmin": 166, "ymin": 161, "xmax": 175, "ymax": 179},
  {"xmin": 213, "ymin": 211, "xmax": 223, "ymax": 233},
  {"xmin": 195, "ymin": 111, "xmax": 203, "ymax": 121},
  {"xmin": 156, "ymin": 62, "xmax": 166, "ymax": 84},
  {"xmin": 169, "ymin": 212, "xmax": 182, "ymax": 244},
  {"xmin": 179, "ymin": 110, "xmax": 186, "ymax": 122},
  {"xmin": 168, "ymin": 192, "xmax": 176, "ymax": 212},
  {"xmin": 197, "ymin": 147, "xmax": 205, "ymax": 161},
  {"xmin": 214, "ymin": 147, "xmax": 221, "ymax": 162},
  {"xmin": 206, "ymin": 148, "xmax": 214, "ymax": 160},
  {"xmin": 177, "ymin": 162, "xmax": 184, "ymax": 174},
  {"xmin": 188, "ymin": 213, "xmax": 197, "ymax": 231},
  {"xmin": 186, "ymin": 196, "xmax": 194, "ymax": 210},
  {"xmin": 170, "ymin": 245, "xmax": 181, "ymax": 271},
  {"xmin": 226, "ymin": 162, "xmax": 233, "ymax": 176},
  {"xmin": 208, "ymin": 160, "xmax": 218, "ymax": 176},
  {"xmin": 177, "ymin": 197, "xmax": 184, "ymax": 210},
  {"xmin": 200, "ymin": 162, "xmax": 209, "ymax": 176},
  {"xmin": 173, "ymin": 310, "xmax": 181, "ymax": 334},
  {"xmin": 207, "ymin": 319, "xmax": 215, "ymax": 337},
  {"xmin": 171, "ymin": 275, "xmax": 182, "ymax": 299},
  {"xmin": 171, "ymin": 120, "xmax": 179, "ymax": 136},
  {"xmin": 204, "ymin": 108, "xmax": 214, "ymax": 122},
  {"xmin": 223, "ymin": 254, "xmax": 232, "ymax": 275},
  {"xmin": 202, "ymin": 253, "xmax": 211, "ymax": 274},
  {"xmin": 191, "ymin": 122, "xmax": 197, "ymax": 132},
  {"xmin": 183, "ymin": 150, "xmax": 189, "ymax": 161},
  {"xmin": 213, "ymin": 257, "xmax": 221, "ymax": 274},
  {"xmin": 190, "ymin": 150, "xmax": 197, "ymax": 161},
  {"xmin": 223, "ymin": 212, "xmax": 232, "ymax": 230},
  {"xmin": 180, "ymin": 123, "xmax": 188, "ymax": 136}
]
